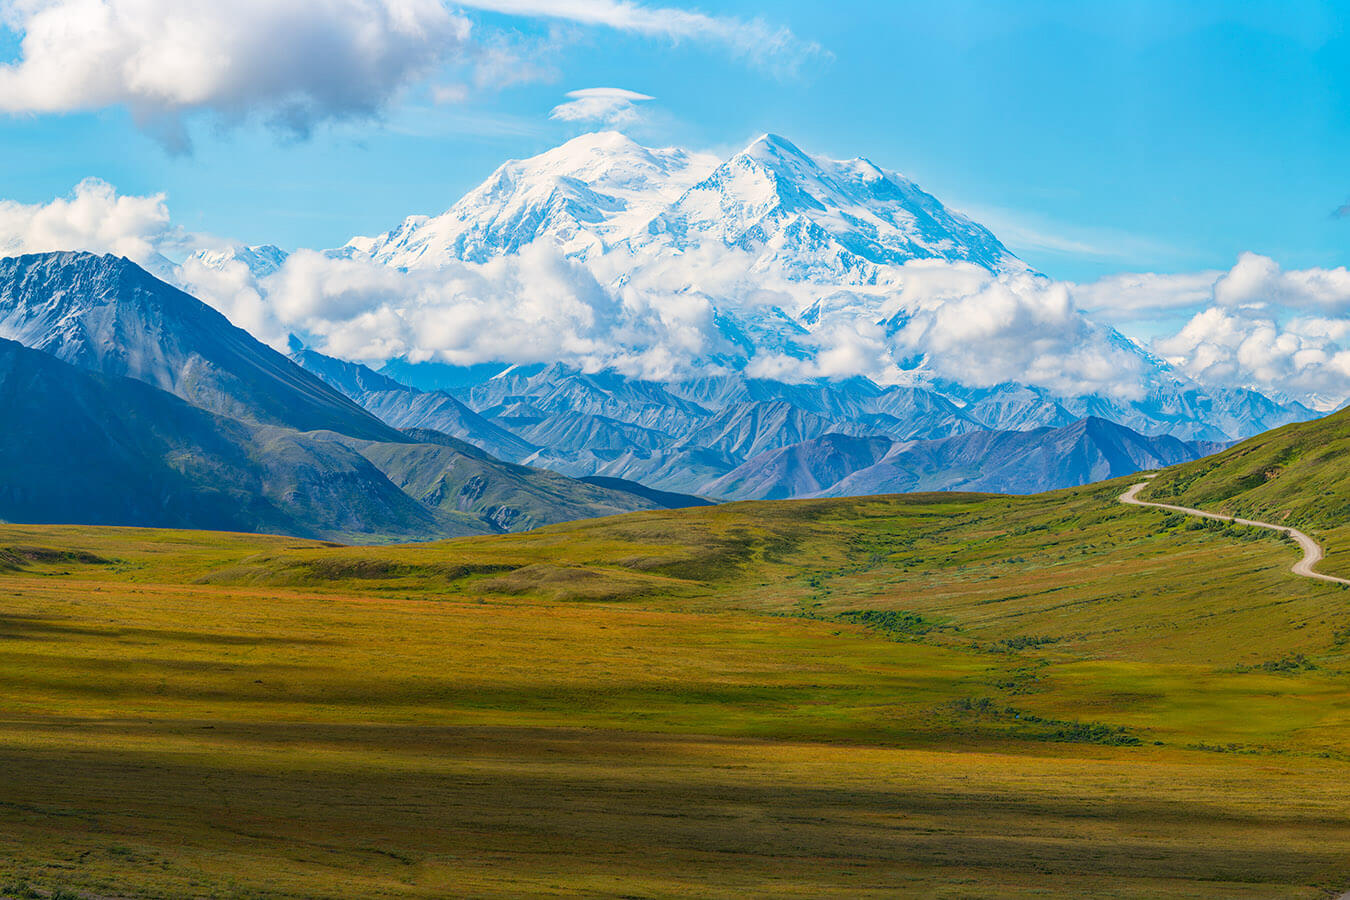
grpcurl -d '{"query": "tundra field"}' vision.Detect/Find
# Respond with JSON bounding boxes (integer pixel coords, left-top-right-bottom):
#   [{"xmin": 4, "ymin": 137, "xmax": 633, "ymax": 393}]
[{"xmin": 3, "ymin": 444, "xmax": 1350, "ymax": 897}]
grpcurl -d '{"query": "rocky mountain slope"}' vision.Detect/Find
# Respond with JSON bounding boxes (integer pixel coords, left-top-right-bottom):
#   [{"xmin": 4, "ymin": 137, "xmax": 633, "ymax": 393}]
[
  {"xmin": 0, "ymin": 251, "xmax": 399, "ymax": 440},
  {"xmin": 707, "ymin": 417, "xmax": 1225, "ymax": 500},
  {"xmin": 291, "ymin": 347, "xmax": 1227, "ymax": 499},
  {"xmin": 0, "ymin": 337, "xmax": 442, "ymax": 539},
  {"xmin": 0, "ymin": 253, "xmax": 684, "ymax": 540}
]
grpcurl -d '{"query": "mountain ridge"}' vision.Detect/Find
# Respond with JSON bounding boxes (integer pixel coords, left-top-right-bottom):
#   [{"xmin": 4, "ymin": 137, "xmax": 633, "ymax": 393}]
[
  {"xmin": 291, "ymin": 346, "xmax": 1230, "ymax": 500},
  {"xmin": 278, "ymin": 132, "xmax": 1315, "ymax": 446},
  {"xmin": 0, "ymin": 251, "xmax": 401, "ymax": 441},
  {"xmin": 0, "ymin": 253, "xmax": 692, "ymax": 541}
]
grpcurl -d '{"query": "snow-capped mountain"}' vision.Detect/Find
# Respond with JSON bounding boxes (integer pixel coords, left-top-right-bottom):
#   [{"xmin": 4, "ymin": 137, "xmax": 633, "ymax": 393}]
[
  {"xmin": 340, "ymin": 132, "xmax": 720, "ymax": 267},
  {"xmin": 628, "ymin": 133, "xmax": 1024, "ymax": 283},
  {"xmin": 190, "ymin": 243, "xmax": 289, "ymax": 278},
  {"xmin": 337, "ymin": 131, "xmax": 1021, "ymax": 280},
  {"xmin": 186, "ymin": 131, "xmax": 1319, "ymax": 473}
]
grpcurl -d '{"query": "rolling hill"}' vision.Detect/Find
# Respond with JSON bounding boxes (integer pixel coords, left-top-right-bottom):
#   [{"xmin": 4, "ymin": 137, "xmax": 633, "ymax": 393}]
[
  {"xmin": 1143, "ymin": 403, "xmax": 1350, "ymax": 547},
  {"xmin": 3, "ymin": 443, "xmax": 1350, "ymax": 897}
]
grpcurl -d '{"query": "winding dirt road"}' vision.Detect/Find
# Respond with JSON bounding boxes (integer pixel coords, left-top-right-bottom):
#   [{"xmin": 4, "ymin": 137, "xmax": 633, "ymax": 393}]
[{"xmin": 1120, "ymin": 480, "xmax": 1350, "ymax": 587}]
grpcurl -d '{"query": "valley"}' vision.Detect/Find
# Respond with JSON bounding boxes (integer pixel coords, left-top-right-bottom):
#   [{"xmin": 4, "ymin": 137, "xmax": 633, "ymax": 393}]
[
  {"xmin": 3, "ymin": 426, "xmax": 1350, "ymax": 896},
  {"xmin": 0, "ymin": 6, "xmax": 1341, "ymax": 900}
]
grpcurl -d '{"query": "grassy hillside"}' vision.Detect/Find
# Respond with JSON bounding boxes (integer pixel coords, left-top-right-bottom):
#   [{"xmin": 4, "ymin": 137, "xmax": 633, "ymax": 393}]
[
  {"xmin": 3, "ymin": 473, "xmax": 1350, "ymax": 898},
  {"xmin": 1145, "ymin": 404, "xmax": 1350, "ymax": 570}
]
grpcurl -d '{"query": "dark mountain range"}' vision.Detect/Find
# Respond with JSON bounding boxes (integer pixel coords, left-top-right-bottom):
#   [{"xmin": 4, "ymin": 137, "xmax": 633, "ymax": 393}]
[
  {"xmin": 290, "ymin": 346, "xmax": 540, "ymax": 462},
  {"xmin": 0, "ymin": 250, "xmax": 1255, "ymax": 534},
  {"xmin": 0, "ymin": 337, "xmax": 441, "ymax": 539},
  {"xmin": 0, "ymin": 252, "xmax": 400, "ymax": 440},
  {"xmin": 705, "ymin": 418, "xmax": 1226, "ymax": 501},
  {"xmin": 292, "ymin": 349, "xmax": 1229, "ymax": 499},
  {"xmin": 0, "ymin": 253, "xmax": 687, "ymax": 540}
]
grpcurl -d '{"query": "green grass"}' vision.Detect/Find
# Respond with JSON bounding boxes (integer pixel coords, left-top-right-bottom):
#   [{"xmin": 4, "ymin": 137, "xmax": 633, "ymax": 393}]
[
  {"xmin": 1146, "ymin": 404, "xmax": 1350, "ymax": 572},
  {"xmin": 3, "ymin": 474, "xmax": 1350, "ymax": 897}
]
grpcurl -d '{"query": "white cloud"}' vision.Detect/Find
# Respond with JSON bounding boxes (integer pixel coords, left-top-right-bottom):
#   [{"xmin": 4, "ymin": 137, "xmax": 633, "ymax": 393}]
[
  {"xmin": 886, "ymin": 269, "xmax": 1151, "ymax": 400},
  {"xmin": 0, "ymin": 0, "xmax": 472, "ymax": 151},
  {"xmin": 453, "ymin": 0, "xmax": 822, "ymax": 72},
  {"xmin": 1212, "ymin": 251, "xmax": 1350, "ymax": 312},
  {"xmin": 1067, "ymin": 253, "xmax": 1350, "ymax": 408},
  {"xmin": 0, "ymin": 0, "xmax": 818, "ymax": 149},
  {"xmin": 1070, "ymin": 270, "xmax": 1222, "ymax": 320},
  {"xmin": 1156, "ymin": 307, "xmax": 1350, "ymax": 409},
  {"xmin": 259, "ymin": 247, "xmax": 728, "ymax": 379},
  {"xmin": 550, "ymin": 87, "xmax": 653, "ymax": 127},
  {"xmin": 0, "ymin": 178, "xmax": 174, "ymax": 263}
]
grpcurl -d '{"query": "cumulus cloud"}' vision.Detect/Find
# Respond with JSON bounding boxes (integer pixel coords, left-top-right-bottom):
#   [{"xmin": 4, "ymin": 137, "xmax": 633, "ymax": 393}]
[
  {"xmin": 0, "ymin": 1, "xmax": 818, "ymax": 149},
  {"xmin": 0, "ymin": 178, "xmax": 175, "ymax": 264},
  {"xmin": 0, "ymin": 0, "xmax": 472, "ymax": 151},
  {"xmin": 885, "ymin": 269, "xmax": 1151, "ymax": 400},
  {"xmin": 550, "ymin": 87, "xmax": 653, "ymax": 127},
  {"xmin": 258, "ymin": 247, "xmax": 727, "ymax": 379},
  {"xmin": 1156, "ymin": 308, "xmax": 1350, "ymax": 409},
  {"xmin": 1211, "ymin": 252, "xmax": 1350, "ymax": 312},
  {"xmin": 1062, "ymin": 253, "xmax": 1350, "ymax": 408}
]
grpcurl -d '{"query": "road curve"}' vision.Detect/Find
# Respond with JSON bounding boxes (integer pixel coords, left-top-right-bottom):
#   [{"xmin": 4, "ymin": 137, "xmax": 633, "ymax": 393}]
[{"xmin": 1120, "ymin": 480, "xmax": 1350, "ymax": 587}]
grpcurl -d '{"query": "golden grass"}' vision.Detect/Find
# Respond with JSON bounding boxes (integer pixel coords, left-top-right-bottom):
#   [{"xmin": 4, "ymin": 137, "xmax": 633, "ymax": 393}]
[{"xmin": 3, "ymin": 479, "xmax": 1350, "ymax": 897}]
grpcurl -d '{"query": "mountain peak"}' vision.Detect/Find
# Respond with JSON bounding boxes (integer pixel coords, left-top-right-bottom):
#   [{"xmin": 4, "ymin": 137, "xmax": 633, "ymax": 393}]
[
  {"xmin": 555, "ymin": 130, "xmax": 645, "ymax": 153},
  {"xmin": 342, "ymin": 131, "xmax": 719, "ymax": 267},
  {"xmin": 745, "ymin": 132, "xmax": 807, "ymax": 153},
  {"xmin": 631, "ymin": 134, "xmax": 1024, "ymax": 281},
  {"xmin": 190, "ymin": 243, "xmax": 289, "ymax": 279},
  {"xmin": 739, "ymin": 133, "xmax": 820, "ymax": 171},
  {"xmin": 337, "ymin": 131, "xmax": 1026, "ymax": 278}
]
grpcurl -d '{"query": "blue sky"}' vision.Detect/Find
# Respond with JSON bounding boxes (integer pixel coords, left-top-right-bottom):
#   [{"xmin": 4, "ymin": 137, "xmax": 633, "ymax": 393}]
[{"xmin": 0, "ymin": 0, "xmax": 1345, "ymax": 281}]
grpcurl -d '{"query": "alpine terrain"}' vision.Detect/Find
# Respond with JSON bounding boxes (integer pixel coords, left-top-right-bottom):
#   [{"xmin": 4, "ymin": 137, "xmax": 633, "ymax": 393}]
[
  {"xmin": 188, "ymin": 131, "xmax": 1315, "ymax": 502},
  {"xmin": 0, "ymin": 252, "xmax": 698, "ymax": 539}
]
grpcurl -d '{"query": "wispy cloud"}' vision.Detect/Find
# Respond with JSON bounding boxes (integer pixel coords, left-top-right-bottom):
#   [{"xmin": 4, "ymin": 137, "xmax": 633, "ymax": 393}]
[
  {"xmin": 452, "ymin": 0, "xmax": 824, "ymax": 74},
  {"xmin": 381, "ymin": 106, "xmax": 549, "ymax": 140},
  {"xmin": 961, "ymin": 203, "xmax": 1178, "ymax": 264}
]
